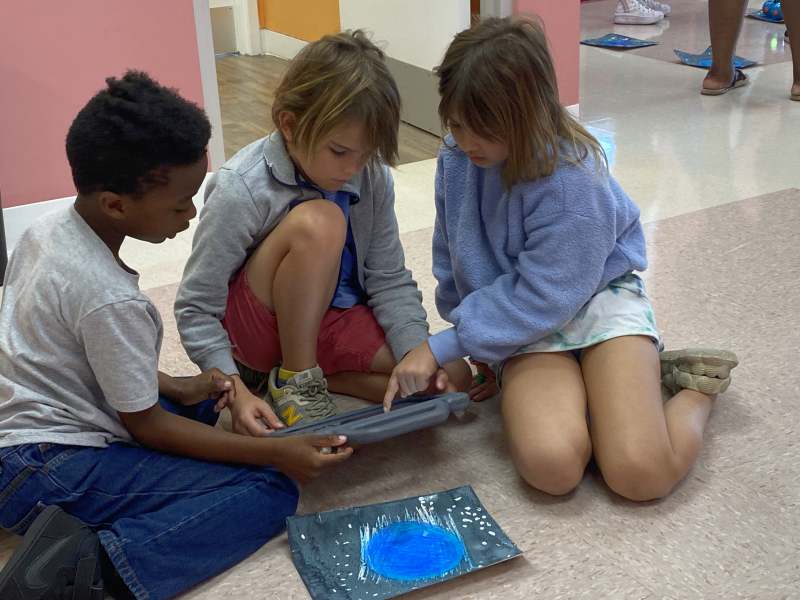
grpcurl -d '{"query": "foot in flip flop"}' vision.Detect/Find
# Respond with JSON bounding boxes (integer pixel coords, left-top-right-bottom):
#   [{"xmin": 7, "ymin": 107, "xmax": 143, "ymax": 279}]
[
  {"xmin": 701, "ymin": 68, "xmax": 749, "ymax": 96},
  {"xmin": 791, "ymin": 83, "xmax": 800, "ymax": 101}
]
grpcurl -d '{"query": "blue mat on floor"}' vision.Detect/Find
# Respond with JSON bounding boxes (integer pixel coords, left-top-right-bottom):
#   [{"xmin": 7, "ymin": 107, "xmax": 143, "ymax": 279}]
[
  {"xmin": 747, "ymin": 10, "xmax": 784, "ymax": 23},
  {"xmin": 581, "ymin": 33, "xmax": 658, "ymax": 49},
  {"xmin": 674, "ymin": 46, "xmax": 757, "ymax": 69}
]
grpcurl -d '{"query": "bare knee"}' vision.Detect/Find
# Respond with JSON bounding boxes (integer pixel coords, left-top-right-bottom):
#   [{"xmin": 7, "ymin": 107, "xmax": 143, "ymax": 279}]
[
  {"xmin": 286, "ymin": 200, "xmax": 346, "ymax": 251},
  {"xmin": 511, "ymin": 440, "xmax": 590, "ymax": 496},
  {"xmin": 601, "ymin": 452, "xmax": 680, "ymax": 502}
]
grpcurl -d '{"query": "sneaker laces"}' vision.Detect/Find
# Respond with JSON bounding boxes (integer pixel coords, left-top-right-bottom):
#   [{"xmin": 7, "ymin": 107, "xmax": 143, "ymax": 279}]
[
  {"xmin": 640, "ymin": 0, "xmax": 667, "ymax": 12},
  {"xmin": 637, "ymin": 5, "xmax": 662, "ymax": 16},
  {"xmin": 621, "ymin": 0, "xmax": 661, "ymax": 15},
  {"xmin": 305, "ymin": 378, "xmax": 328, "ymax": 398},
  {"xmin": 296, "ymin": 378, "xmax": 337, "ymax": 418}
]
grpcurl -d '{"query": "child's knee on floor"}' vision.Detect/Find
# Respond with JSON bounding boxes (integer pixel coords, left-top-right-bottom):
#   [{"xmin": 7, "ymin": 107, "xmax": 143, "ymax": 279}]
[
  {"xmin": 510, "ymin": 439, "xmax": 591, "ymax": 496},
  {"xmin": 599, "ymin": 451, "xmax": 681, "ymax": 502}
]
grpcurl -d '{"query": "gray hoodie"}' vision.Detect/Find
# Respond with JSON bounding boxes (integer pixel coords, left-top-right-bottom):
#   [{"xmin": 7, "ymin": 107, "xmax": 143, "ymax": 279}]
[{"xmin": 175, "ymin": 132, "xmax": 429, "ymax": 374}]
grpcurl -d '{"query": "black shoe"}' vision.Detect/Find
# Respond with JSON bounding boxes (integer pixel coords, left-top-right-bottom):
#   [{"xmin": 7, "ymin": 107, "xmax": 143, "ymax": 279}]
[{"xmin": 0, "ymin": 505, "xmax": 104, "ymax": 600}]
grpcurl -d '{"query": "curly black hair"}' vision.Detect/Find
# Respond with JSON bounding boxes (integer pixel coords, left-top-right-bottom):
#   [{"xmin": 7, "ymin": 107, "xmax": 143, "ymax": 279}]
[{"xmin": 66, "ymin": 70, "xmax": 211, "ymax": 197}]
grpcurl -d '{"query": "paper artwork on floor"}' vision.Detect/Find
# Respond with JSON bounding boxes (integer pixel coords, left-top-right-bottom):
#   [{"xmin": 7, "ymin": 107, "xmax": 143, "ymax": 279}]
[
  {"xmin": 287, "ymin": 485, "xmax": 522, "ymax": 600},
  {"xmin": 674, "ymin": 46, "xmax": 757, "ymax": 69},
  {"xmin": 581, "ymin": 33, "xmax": 658, "ymax": 49}
]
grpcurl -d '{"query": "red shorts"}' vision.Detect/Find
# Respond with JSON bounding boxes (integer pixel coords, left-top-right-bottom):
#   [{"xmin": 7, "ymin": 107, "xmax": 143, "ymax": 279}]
[{"xmin": 222, "ymin": 268, "xmax": 386, "ymax": 375}]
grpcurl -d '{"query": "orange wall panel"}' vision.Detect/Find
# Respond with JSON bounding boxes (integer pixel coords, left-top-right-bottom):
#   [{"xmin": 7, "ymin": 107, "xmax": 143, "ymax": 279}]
[
  {"xmin": 258, "ymin": 0, "xmax": 266, "ymax": 29},
  {"xmin": 258, "ymin": 0, "xmax": 341, "ymax": 41}
]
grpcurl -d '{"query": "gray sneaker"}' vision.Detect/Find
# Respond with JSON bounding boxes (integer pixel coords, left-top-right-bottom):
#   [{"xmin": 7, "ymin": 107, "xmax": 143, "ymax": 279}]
[
  {"xmin": 660, "ymin": 348, "xmax": 739, "ymax": 395},
  {"xmin": 268, "ymin": 365, "xmax": 337, "ymax": 426}
]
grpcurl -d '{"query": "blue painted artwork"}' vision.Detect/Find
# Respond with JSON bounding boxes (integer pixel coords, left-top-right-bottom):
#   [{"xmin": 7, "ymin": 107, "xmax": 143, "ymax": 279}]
[
  {"xmin": 674, "ymin": 46, "xmax": 757, "ymax": 69},
  {"xmin": 287, "ymin": 485, "xmax": 522, "ymax": 600},
  {"xmin": 581, "ymin": 33, "xmax": 658, "ymax": 49},
  {"xmin": 365, "ymin": 522, "xmax": 464, "ymax": 580}
]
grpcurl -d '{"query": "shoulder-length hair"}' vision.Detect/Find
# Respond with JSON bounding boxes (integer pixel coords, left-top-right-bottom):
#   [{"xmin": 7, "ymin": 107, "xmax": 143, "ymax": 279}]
[{"xmin": 436, "ymin": 16, "xmax": 606, "ymax": 186}]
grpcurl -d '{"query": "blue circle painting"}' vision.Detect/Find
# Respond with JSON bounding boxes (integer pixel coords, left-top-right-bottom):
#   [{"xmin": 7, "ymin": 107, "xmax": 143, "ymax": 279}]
[{"xmin": 365, "ymin": 522, "xmax": 465, "ymax": 581}]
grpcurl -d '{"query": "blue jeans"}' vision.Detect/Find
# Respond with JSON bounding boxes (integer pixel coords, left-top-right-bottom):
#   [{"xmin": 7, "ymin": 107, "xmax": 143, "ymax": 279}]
[{"xmin": 0, "ymin": 397, "xmax": 299, "ymax": 600}]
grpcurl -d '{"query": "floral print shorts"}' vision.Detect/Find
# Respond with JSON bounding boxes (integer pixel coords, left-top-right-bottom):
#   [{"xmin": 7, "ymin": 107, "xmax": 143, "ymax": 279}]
[{"xmin": 497, "ymin": 272, "xmax": 663, "ymax": 380}]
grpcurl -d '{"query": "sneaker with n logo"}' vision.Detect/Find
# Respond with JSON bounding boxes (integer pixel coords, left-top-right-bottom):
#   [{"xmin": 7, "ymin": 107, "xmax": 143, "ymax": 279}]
[{"xmin": 267, "ymin": 365, "xmax": 337, "ymax": 426}]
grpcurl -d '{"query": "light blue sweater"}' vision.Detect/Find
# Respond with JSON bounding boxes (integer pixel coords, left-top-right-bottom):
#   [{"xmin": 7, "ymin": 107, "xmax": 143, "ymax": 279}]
[{"xmin": 427, "ymin": 140, "xmax": 647, "ymax": 365}]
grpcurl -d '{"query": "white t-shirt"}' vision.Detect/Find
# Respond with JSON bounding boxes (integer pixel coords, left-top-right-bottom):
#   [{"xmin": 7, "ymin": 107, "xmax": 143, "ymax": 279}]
[{"xmin": 0, "ymin": 206, "xmax": 162, "ymax": 448}]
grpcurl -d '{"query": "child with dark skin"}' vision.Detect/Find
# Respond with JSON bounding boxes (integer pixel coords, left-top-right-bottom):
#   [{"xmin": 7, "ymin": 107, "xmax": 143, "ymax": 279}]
[
  {"xmin": 0, "ymin": 71, "xmax": 351, "ymax": 600},
  {"xmin": 74, "ymin": 155, "xmax": 351, "ymax": 474}
]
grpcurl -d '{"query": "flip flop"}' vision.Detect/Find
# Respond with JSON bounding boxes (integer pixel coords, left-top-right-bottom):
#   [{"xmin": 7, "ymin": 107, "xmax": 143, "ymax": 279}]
[
  {"xmin": 701, "ymin": 68, "xmax": 749, "ymax": 96},
  {"xmin": 791, "ymin": 91, "xmax": 800, "ymax": 101}
]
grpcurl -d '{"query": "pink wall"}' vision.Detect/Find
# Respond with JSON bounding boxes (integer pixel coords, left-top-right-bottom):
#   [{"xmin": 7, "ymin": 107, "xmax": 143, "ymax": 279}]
[
  {"xmin": 513, "ymin": 0, "xmax": 580, "ymax": 107},
  {"xmin": 0, "ymin": 2, "xmax": 205, "ymax": 208}
]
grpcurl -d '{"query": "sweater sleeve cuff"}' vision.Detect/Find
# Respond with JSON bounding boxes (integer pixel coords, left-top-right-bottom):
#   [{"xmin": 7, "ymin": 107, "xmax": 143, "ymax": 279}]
[
  {"xmin": 428, "ymin": 328, "xmax": 467, "ymax": 366},
  {"xmin": 388, "ymin": 323, "xmax": 431, "ymax": 362},
  {"xmin": 197, "ymin": 348, "xmax": 239, "ymax": 376}
]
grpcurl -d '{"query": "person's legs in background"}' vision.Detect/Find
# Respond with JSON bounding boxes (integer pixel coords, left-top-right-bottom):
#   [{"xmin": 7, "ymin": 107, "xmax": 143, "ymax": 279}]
[
  {"xmin": 781, "ymin": 1, "xmax": 800, "ymax": 99},
  {"xmin": 703, "ymin": 0, "xmax": 749, "ymax": 92}
]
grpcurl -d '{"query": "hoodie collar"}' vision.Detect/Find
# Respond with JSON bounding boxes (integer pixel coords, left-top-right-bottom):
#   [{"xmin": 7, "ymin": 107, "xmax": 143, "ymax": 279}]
[{"xmin": 262, "ymin": 131, "xmax": 363, "ymax": 200}]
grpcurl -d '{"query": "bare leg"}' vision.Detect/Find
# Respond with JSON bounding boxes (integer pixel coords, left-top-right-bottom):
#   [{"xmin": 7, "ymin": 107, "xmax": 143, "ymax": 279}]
[
  {"xmin": 327, "ymin": 344, "xmax": 394, "ymax": 403},
  {"xmin": 245, "ymin": 200, "xmax": 345, "ymax": 372},
  {"xmin": 704, "ymin": 0, "xmax": 748, "ymax": 91},
  {"xmin": 441, "ymin": 358, "xmax": 473, "ymax": 393},
  {"xmin": 327, "ymin": 373, "xmax": 390, "ymax": 403},
  {"xmin": 501, "ymin": 352, "xmax": 591, "ymax": 495},
  {"xmin": 581, "ymin": 336, "xmax": 714, "ymax": 502},
  {"xmin": 782, "ymin": 0, "xmax": 800, "ymax": 97}
]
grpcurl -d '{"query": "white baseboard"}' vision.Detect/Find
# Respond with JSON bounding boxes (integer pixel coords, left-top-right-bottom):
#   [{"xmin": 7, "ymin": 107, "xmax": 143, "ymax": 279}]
[
  {"xmin": 2, "ymin": 174, "xmax": 213, "ymax": 258},
  {"xmin": 566, "ymin": 103, "xmax": 580, "ymax": 118},
  {"xmin": 260, "ymin": 29, "xmax": 308, "ymax": 60}
]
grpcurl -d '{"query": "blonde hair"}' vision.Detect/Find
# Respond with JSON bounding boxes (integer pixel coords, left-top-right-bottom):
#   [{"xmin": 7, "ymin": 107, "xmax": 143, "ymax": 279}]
[
  {"xmin": 271, "ymin": 30, "xmax": 400, "ymax": 166},
  {"xmin": 436, "ymin": 16, "xmax": 606, "ymax": 187}
]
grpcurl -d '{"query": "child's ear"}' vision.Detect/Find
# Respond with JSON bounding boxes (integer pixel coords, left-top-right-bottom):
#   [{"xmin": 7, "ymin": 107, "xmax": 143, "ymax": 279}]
[
  {"xmin": 278, "ymin": 111, "xmax": 297, "ymax": 142},
  {"xmin": 97, "ymin": 191, "xmax": 128, "ymax": 221}
]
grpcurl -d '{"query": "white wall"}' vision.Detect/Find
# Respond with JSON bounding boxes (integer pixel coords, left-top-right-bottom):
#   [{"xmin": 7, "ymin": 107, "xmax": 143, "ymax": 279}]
[
  {"xmin": 209, "ymin": 0, "xmax": 262, "ymax": 55},
  {"xmin": 339, "ymin": 0, "xmax": 470, "ymax": 71},
  {"xmin": 193, "ymin": 0, "xmax": 226, "ymax": 171}
]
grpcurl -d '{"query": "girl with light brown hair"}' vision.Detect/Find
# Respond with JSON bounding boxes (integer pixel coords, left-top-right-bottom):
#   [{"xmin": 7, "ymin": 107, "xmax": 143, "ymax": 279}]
[{"xmin": 385, "ymin": 16, "xmax": 738, "ymax": 502}]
